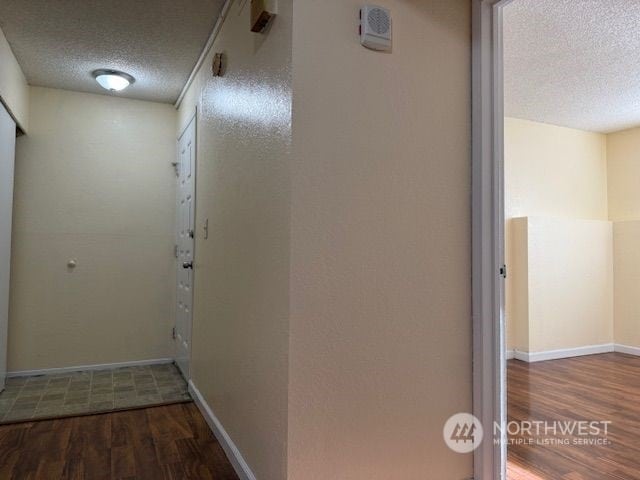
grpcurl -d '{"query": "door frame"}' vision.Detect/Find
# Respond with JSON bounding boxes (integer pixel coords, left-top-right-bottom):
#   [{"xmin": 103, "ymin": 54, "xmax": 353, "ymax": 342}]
[
  {"xmin": 472, "ymin": 0, "xmax": 515, "ymax": 479},
  {"xmin": 175, "ymin": 109, "xmax": 197, "ymax": 380},
  {"xmin": 0, "ymin": 104, "xmax": 16, "ymax": 392}
]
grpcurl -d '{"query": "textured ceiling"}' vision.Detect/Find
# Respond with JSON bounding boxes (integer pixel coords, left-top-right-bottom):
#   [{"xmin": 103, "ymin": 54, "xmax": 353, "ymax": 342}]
[
  {"xmin": 0, "ymin": 0, "xmax": 224, "ymax": 104},
  {"xmin": 504, "ymin": 0, "xmax": 640, "ymax": 133}
]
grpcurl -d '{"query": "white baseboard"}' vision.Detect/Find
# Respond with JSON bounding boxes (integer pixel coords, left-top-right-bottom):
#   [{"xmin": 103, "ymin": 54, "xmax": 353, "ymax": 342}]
[
  {"xmin": 510, "ymin": 343, "xmax": 640, "ymax": 362},
  {"xmin": 614, "ymin": 344, "xmax": 640, "ymax": 356},
  {"xmin": 188, "ymin": 380, "xmax": 256, "ymax": 480},
  {"xmin": 514, "ymin": 344, "xmax": 614, "ymax": 363},
  {"xmin": 7, "ymin": 358, "xmax": 174, "ymax": 377}
]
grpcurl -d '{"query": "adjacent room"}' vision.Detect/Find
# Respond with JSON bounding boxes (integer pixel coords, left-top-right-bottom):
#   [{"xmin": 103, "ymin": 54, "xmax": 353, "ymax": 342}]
[{"xmin": 503, "ymin": 1, "xmax": 640, "ymax": 478}]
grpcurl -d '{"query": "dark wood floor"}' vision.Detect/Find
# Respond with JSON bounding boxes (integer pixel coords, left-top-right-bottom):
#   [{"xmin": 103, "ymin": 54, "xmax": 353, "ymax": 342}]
[
  {"xmin": 10, "ymin": 354, "xmax": 639, "ymax": 479},
  {"xmin": 0, "ymin": 402, "xmax": 238, "ymax": 479},
  {"xmin": 508, "ymin": 353, "xmax": 640, "ymax": 480}
]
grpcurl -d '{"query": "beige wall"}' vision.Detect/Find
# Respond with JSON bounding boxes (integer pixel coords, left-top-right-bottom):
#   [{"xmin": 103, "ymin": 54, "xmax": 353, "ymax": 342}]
[
  {"xmin": 510, "ymin": 218, "xmax": 529, "ymax": 351},
  {"xmin": 180, "ymin": 1, "xmax": 471, "ymax": 478},
  {"xmin": 511, "ymin": 217, "xmax": 613, "ymax": 353},
  {"xmin": 613, "ymin": 222, "xmax": 640, "ymax": 347},
  {"xmin": 607, "ymin": 127, "xmax": 640, "ymax": 221},
  {"xmin": 177, "ymin": 1, "xmax": 291, "ymax": 479},
  {"xmin": 288, "ymin": 1, "xmax": 471, "ymax": 479},
  {"xmin": 504, "ymin": 120, "xmax": 640, "ymax": 354},
  {"xmin": 505, "ymin": 118, "xmax": 608, "ymax": 221},
  {"xmin": 505, "ymin": 118, "xmax": 608, "ymax": 349},
  {"xmin": 179, "ymin": 1, "xmax": 470, "ymax": 478},
  {"xmin": 608, "ymin": 130, "xmax": 640, "ymax": 348},
  {"xmin": 9, "ymin": 86, "xmax": 176, "ymax": 371},
  {"xmin": 0, "ymin": 27, "xmax": 29, "ymax": 131}
]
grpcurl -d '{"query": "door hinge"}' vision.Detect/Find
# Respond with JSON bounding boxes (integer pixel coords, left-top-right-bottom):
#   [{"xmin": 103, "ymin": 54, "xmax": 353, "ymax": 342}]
[
  {"xmin": 499, "ymin": 264, "xmax": 507, "ymax": 279},
  {"xmin": 174, "ymin": 244, "xmax": 179, "ymax": 258},
  {"xmin": 172, "ymin": 327, "xmax": 176, "ymax": 340}
]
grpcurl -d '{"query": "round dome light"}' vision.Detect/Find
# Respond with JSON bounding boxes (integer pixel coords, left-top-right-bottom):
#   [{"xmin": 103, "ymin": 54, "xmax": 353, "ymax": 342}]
[{"xmin": 92, "ymin": 69, "xmax": 135, "ymax": 92}]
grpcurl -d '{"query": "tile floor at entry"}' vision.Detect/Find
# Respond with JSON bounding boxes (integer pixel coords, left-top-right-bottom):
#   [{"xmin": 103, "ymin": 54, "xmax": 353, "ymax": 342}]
[{"xmin": 0, "ymin": 363, "xmax": 190, "ymax": 423}]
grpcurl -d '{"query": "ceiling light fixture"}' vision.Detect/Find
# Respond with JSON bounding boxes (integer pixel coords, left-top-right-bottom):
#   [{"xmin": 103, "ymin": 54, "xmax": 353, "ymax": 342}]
[{"xmin": 92, "ymin": 69, "xmax": 135, "ymax": 92}]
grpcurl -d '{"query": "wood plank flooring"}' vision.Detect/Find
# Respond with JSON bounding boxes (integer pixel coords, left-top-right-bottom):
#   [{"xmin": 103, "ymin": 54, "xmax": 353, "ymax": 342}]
[
  {"xmin": 11, "ymin": 353, "xmax": 639, "ymax": 479},
  {"xmin": 508, "ymin": 353, "xmax": 640, "ymax": 480},
  {"xmin": 0, "ymin": 402, "xmax": 238, "ymax": 479}
]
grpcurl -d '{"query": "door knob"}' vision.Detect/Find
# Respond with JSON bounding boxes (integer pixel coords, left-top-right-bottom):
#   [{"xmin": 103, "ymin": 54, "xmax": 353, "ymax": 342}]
[{"xmin": 182, "ymin": 261, "xmax": 193, "ymax": 269}]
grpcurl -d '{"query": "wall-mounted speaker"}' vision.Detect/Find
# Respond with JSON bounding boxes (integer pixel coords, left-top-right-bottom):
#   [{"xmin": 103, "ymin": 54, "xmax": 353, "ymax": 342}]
[{"xmin": 360, "ymin": 5, "xmax": 392, "ymax": 52}]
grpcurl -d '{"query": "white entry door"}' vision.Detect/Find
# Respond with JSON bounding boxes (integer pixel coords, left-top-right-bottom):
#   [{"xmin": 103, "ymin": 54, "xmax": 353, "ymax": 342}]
[
  {"xmin": 0, "ymin": 106, "xmax": 16, "ymax": 392},
  {"xmin": 175, "ymin": 116, "xmax": 196, "ymax": 379}
]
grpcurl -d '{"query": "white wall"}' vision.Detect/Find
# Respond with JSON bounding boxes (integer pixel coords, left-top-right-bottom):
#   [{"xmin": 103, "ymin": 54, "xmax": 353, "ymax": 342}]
[
  {"xmin": 177, "ymin": 1, "xmax": 292, "ymax": 479},
  {"xmin": 288, "ymin": 1, "xmax": 471, "ymax": 478},
  {"xmin": 9, "ymin": 86, "xmax": 176, "ymax": 372},
  {"xmin": 0, "ymin": 27, "xmax": 29, "ymax": 131}
]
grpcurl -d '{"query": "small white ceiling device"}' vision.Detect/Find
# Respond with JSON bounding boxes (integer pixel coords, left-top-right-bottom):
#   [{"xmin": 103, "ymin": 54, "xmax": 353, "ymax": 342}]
[{"xmin": 360, "ymin": 5, "xmax": 392, "ymax": 52}]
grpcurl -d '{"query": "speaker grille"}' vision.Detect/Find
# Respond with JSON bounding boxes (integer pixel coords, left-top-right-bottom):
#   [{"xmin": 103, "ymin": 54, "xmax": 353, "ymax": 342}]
[{"xmin": 367, "ymin": 8, "xmax": 390, "ymax": 35}]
